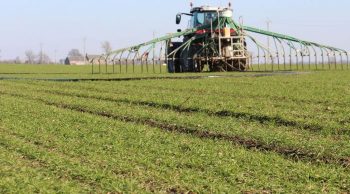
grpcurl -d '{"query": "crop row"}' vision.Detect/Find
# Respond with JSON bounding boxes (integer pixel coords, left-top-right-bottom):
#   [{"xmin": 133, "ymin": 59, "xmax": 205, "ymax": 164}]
[
  {"xmin": 1, "ymin": 81, "xmax": 350, "ymax": 167},
  {"xmin": 2, "ymin": 72, "xmax": 350, "ymax": 136},
  {"xmin": 4, "ymin": 70, "xmax": 349, "ymax": 135},
  {"xmin": 0, "ymin": 91, "xmax": 349, "ymax": 192},
  {"xmin": 3, "ymin": 95, "xmax": 350, "ymax": 192}
]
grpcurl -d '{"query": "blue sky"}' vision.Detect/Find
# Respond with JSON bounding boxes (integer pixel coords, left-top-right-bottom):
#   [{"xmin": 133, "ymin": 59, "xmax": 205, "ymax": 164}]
[{"xmin": 0, "ymin": 0, "xmax": 349, "ymax": 60}]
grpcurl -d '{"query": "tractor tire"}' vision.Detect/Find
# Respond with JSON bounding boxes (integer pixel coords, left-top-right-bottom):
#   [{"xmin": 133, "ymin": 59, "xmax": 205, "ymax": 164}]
[
  {"xmin": 180, "ymin": 48, "xmax": 196, "ymax": 72},
  {"xmin": 167, "ymin": 42, "xmax": 182, "ymax": 73}
]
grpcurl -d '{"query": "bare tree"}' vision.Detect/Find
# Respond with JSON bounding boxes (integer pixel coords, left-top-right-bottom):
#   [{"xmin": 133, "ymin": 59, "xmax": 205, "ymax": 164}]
[
  {"xmin": 15, "ymin": 56, "xmax": 21, "ymax": 64},
  {"xmin": 68, "ymin": 49, "xmax": 83, "ymax": 57},
  {"xmin": 37, "ymin": 51, "xmax": 51, "ymax": 64},
  {"xmin": 101, "ymin": 41, "xmax": 112, "ymax": 54},
  {"xmin": 25, "ymin": 50, "xmax": 36, "ymax": 64}
]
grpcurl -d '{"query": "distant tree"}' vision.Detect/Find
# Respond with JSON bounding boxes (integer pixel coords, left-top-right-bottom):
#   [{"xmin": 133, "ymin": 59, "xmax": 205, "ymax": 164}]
[
  {"xmin": 25, "ymin": 50, "xmax": 36, "ymax": 64},
  {"xmin": 68, "ymin": 49, "xmax": 83, "ymax": 57},
  {"xmin": 15, "ymin": 56, "xmax": 21, "ymax": 64},
  {"xmin": 37, "ymin": 51, "xmax": 51, "ymax": 64},
  {"xmin": 59, "ymin": 59, "xmax": 66, "ymax": 64},
  {"xmin": 101, "ymin": 41, "xmax": 112, "ymax": 54}
]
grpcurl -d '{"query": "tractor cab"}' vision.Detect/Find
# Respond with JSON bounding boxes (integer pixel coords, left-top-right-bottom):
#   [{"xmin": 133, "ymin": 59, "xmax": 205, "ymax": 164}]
[
  {"xmin": 189, "ymin": 6, "xmax": 219, "ymax": 28},
  {"xmin": 176, "ymin": 6, "xmax": 233, "ymax": 28}
]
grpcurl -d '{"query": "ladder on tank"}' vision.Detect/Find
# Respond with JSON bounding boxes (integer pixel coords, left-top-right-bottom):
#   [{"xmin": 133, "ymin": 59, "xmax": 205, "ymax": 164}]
[{"xmin": 219, "ymin": 34, "xmax": 251, "ymax": 70}]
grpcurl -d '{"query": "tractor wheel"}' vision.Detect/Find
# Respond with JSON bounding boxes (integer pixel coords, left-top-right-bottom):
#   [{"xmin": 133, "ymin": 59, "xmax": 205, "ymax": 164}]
[
  {"xmin": 180, "ymin": 48, "xmax": 196, "ymax": 72},
  {"xmin": 167, "ymin": 42, "xmax": 182, "ymax": 73}
]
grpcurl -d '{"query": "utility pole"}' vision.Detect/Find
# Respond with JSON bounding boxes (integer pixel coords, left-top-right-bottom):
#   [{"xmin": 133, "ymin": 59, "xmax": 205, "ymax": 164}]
[
  {"xmin": 266, "ymin": 19, "xmax": 272, "ymax": 63},
  {"xmin": 83, "ymin": 37, "xmax": 87, "ymax": 64},
  {"xmin": 40, "ymin": 43, "xmax": 43, "ymax": 64},
  {"xmin": 54, "ymin": 49, "xmax": 57, "ymax": 64}
]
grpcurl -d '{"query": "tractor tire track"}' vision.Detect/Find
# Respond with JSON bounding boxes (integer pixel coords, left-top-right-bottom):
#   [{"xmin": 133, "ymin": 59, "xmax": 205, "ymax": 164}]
[{"xmin": 1, "ymin": 91, "xmax": 349, "ymax": 168}]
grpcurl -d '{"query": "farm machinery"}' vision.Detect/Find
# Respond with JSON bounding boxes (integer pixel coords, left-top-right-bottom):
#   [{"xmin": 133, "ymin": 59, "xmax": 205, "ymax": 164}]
[{"xmin": 88, "ymin": 4, "xmax": 348, "ymax": 73}]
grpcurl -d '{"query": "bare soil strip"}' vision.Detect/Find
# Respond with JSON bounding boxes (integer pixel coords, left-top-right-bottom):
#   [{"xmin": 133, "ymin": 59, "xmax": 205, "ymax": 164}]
[{"xmin": 0, "ymin": 71, "xmax": 306, "ymax": 82}]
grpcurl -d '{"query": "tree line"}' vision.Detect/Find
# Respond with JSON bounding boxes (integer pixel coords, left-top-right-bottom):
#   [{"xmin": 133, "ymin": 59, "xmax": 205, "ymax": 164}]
[{"xmin": 0, "ymin": 41, "xmax": 113, "ymax": 64}]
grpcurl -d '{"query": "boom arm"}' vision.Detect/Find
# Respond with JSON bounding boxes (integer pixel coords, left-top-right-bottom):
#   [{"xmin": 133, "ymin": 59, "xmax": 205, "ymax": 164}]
[{"xmin": 242, "ymin": 25, "xmax": 346, "ymax": 53}]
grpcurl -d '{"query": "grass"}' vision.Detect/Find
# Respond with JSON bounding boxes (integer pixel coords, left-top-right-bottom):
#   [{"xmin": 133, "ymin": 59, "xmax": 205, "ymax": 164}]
[{"xmin": 0, "ymin": 64, "xmax": 350, "ymax": 193}]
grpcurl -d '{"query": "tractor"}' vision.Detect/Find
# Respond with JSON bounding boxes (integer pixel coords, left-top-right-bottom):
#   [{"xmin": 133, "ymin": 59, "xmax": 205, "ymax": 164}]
[
  {"xmin": 167, "ymin": 6, "xmax": 250, "ymax": 73},
  {"xmin": 89, "ymin": 4, "xmax": 348, "ymax": 74}
]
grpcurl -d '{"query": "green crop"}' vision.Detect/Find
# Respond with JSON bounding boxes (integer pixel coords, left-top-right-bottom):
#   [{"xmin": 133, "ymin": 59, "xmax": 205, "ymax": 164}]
[{"xmin": 0, "ymin": 64, "xmax": 350, "ymax": 193}]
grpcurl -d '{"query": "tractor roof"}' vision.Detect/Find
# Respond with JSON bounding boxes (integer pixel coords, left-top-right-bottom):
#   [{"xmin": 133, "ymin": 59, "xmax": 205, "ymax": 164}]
[{"xmin": 190, "ymin": 6, "xmax": 231, "ymax": 13}]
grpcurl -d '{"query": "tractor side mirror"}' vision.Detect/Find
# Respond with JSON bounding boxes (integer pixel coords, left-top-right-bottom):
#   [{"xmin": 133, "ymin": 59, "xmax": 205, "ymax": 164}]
[{"xmin": 176, "ymin": 14, "xmax": 181, "ymax": 24}]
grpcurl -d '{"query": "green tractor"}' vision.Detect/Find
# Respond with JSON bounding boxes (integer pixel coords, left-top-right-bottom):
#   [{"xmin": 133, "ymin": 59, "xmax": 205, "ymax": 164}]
[{"xmin": 168, "ymin": 6, "xmax": 250, "ymax": 73}]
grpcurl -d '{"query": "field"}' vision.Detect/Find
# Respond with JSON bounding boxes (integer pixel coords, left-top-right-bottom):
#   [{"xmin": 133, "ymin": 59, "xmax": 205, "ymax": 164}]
[{"xmin": 1, "ymin": 64, "xmax": 350, "ymax": 193}]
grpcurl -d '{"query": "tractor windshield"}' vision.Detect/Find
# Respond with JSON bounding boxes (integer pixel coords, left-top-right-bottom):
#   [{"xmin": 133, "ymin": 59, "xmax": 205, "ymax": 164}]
[{"xmin": 190, "ymin": 11, "xmax": 218, "ymax": 28}]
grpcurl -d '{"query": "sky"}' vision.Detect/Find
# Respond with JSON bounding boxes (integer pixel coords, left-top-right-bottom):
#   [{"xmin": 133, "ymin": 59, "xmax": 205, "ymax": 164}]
[{"xmin": 0, "ymin": 0, "xmax": 349, "ymax": 61}]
